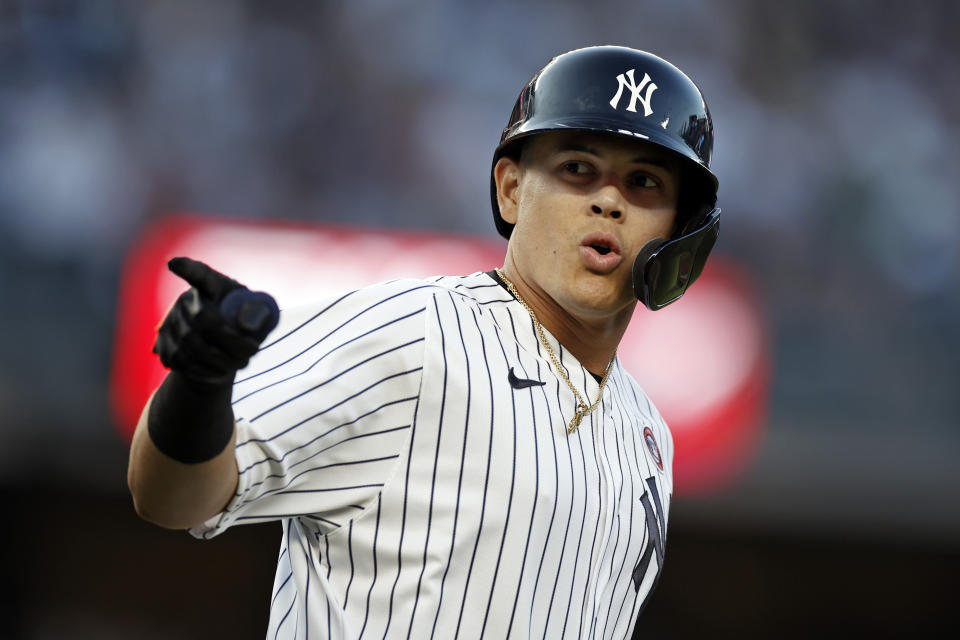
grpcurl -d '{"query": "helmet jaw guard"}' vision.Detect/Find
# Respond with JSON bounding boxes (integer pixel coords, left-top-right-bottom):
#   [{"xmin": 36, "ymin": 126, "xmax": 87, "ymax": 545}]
[
  {"xmin": 490, "ymin": 45, "xmax": 721, "ymax": 309},
  {"xmin": 632, "ymin": 208, "xmax": 720, "ymax": 311}
]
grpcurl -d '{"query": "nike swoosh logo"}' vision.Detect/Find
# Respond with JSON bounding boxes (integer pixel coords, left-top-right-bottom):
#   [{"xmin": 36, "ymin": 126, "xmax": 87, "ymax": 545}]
[{"xmin": 508, "ymin": 367, "xmax": 546, "ymax": 389}]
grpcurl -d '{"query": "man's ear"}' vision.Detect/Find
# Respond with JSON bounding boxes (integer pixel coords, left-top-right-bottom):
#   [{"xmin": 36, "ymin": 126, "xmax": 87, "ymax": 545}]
[{"xmin": 494, "ymin": 156, "xmax": 522, "ymax": 225}]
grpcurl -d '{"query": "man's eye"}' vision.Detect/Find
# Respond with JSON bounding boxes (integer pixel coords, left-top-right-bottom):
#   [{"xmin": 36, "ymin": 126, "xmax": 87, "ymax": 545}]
[
  {"xmin": 631, "ymin": 174, "xmax": 659, "ymax": 188},
  {"xmin": 563, "ymin": 161, "xmax": 591, "ymax": 175}
]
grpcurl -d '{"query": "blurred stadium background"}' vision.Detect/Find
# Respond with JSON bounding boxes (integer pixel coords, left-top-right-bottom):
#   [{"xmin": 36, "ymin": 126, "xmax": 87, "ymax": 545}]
[{"xmin": 1, "ymin": 0, "xmax": 958, "ymax": 637}]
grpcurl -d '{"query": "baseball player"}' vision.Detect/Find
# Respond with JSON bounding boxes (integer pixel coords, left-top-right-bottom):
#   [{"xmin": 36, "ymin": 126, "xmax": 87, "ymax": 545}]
[{"xmin": 128, "ymin": 46, "xmax": 721, "ymax": 639}]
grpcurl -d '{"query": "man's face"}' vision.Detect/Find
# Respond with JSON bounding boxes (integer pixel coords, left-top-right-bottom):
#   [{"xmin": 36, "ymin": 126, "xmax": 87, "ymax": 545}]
[{"xmin": 495, "ymin": 130, "xmax": 680, "ymax": 323}]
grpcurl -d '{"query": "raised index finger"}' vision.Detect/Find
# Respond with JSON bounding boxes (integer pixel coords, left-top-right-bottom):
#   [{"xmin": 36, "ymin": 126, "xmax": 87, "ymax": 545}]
[{"xmin": 167, "ymin": 256, "xmax": 243, "ymax": 302}]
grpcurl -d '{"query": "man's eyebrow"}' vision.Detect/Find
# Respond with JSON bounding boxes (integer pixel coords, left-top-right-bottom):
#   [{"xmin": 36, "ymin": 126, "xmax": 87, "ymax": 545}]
[
  {"xmin": 629, "ymin": 155, "xmax": 676, "ymax": 170},
  {"xmin": 556, "ymin": 141, "xmax": 675, "ymax": 170},
  {"xmin": 558, "ymin": 142, "xmax": 599, "ymax": 155}
]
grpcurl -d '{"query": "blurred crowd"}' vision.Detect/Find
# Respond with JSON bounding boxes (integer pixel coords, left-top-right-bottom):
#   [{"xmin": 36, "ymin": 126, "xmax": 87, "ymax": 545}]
[{"xmin": 0, "ymin": 0, "xmax": 957, "ymax": 494}]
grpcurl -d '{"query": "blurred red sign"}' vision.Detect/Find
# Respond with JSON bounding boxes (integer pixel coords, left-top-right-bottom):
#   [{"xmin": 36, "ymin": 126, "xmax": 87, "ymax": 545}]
[{"xmin": 111, "ymin": 215, "xmax": 769, "ymax": 495}]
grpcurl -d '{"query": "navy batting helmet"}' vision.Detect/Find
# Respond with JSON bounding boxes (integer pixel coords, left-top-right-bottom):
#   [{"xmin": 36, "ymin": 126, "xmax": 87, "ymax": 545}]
[{"xmin": 491, "ymin": 46, "xmax": 721, "ymax": 310}]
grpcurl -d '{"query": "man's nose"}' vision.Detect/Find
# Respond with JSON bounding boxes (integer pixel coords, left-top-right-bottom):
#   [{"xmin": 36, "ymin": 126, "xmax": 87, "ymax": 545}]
[{"xmin": 590, "ymin": 181, "xmax": 625, "ymax": 220}]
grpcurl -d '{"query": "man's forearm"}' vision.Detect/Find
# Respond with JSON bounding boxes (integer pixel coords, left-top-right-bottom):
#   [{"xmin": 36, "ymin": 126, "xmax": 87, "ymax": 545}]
[
  {"xmin": 127, "ymin": 390, "xmax": 240, "ymax": 530},
  {"xmin": 127, "ymin": 257, "xmax": 276, "ymax": 530}
]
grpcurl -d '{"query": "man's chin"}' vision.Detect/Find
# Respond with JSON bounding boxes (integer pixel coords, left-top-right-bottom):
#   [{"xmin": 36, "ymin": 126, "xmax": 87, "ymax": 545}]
[{"xmin": 567, "ymin": 283, "xmax": 635, "ymax": 321}]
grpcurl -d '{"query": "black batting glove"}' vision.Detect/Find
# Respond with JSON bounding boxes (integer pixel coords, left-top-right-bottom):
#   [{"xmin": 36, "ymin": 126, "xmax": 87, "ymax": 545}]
[{"xmin": 153, "ymin": 257, "xmax": 280, "ymax": 387}]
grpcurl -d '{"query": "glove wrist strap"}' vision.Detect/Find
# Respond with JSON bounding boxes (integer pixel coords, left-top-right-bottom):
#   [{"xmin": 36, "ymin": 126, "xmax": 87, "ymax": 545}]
[{"xmin": 147, "ymin": 370, "xmax": 235, "ymax": 464}]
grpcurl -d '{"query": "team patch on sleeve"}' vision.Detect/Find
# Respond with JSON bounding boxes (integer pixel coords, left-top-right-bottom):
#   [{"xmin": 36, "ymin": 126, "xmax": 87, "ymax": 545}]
[{"xmin": 643, "ymin": 426, "xmax": 664, "ymax": 472}]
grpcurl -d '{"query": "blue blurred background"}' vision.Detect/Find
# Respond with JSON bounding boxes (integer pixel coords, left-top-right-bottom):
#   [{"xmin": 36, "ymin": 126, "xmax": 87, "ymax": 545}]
[{"xmin": 1, "ymin": 0, "xmax": 958, "ymax": 637}]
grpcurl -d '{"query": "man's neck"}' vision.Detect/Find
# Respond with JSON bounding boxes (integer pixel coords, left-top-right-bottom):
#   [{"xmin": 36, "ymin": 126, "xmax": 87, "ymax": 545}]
[{"xmin": 490, "ymin": 269, "xmax": 630, "ymax": 376}]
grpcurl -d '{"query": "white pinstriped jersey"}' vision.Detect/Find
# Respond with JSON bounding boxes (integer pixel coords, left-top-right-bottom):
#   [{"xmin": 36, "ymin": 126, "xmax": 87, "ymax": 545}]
[{"xmin": 191, "ymin": 271, "xmax": 674, "ymax": 640}]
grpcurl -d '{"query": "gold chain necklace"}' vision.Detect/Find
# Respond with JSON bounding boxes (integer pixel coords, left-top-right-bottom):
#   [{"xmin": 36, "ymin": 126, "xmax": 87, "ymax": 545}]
[{"xmin": 495, "ymin": 268, "xmax": 615, "ymax": 434}]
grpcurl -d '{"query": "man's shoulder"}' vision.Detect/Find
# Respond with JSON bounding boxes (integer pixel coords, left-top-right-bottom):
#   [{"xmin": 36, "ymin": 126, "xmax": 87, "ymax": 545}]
[
  {"xmin": 419, "ymin": 271, "xmax": 508, "ymax": 305},
  {"xmin": 611, "ymin": 363, "xmax": 668, "ymax": 424},
  {"xmin": 333, "ymin": 271, "xmax": 504, "ymax": 310},
  {"xmin": 271, "ymin": 272, "xmax": 502, "ymax": 339},
  {"xmin": 242, "ymin": 277, "xmax": 450, "ymax": 381},
  {"xmin": 281, "ymin": 276, "xmax": 445, "ymax": 318}
]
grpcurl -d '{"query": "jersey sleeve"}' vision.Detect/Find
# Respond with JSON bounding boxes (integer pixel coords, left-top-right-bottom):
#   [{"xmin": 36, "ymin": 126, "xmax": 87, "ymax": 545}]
[{"xmin": 189, "ymin": 279, "xmax": 435, "ymax": 539}]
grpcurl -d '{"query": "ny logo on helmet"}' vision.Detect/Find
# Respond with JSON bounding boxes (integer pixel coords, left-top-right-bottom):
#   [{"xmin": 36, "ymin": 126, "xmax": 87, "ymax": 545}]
[{"xmin": 609, "ymin": 69, "xmax": 658, "ymax": 117}]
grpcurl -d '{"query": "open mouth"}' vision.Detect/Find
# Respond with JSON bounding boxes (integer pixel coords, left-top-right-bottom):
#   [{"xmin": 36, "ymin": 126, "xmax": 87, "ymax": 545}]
[
  {"xmin": 579, "ymin": 232, "xmax": 623, "ymax": 273},
  {"xmin": 590, "ymin": 243, "xmax": 612, "ymax": 255},
  {"xmin": 581, "ymin": 232, "xmax": 621, "ymax": 256}
]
